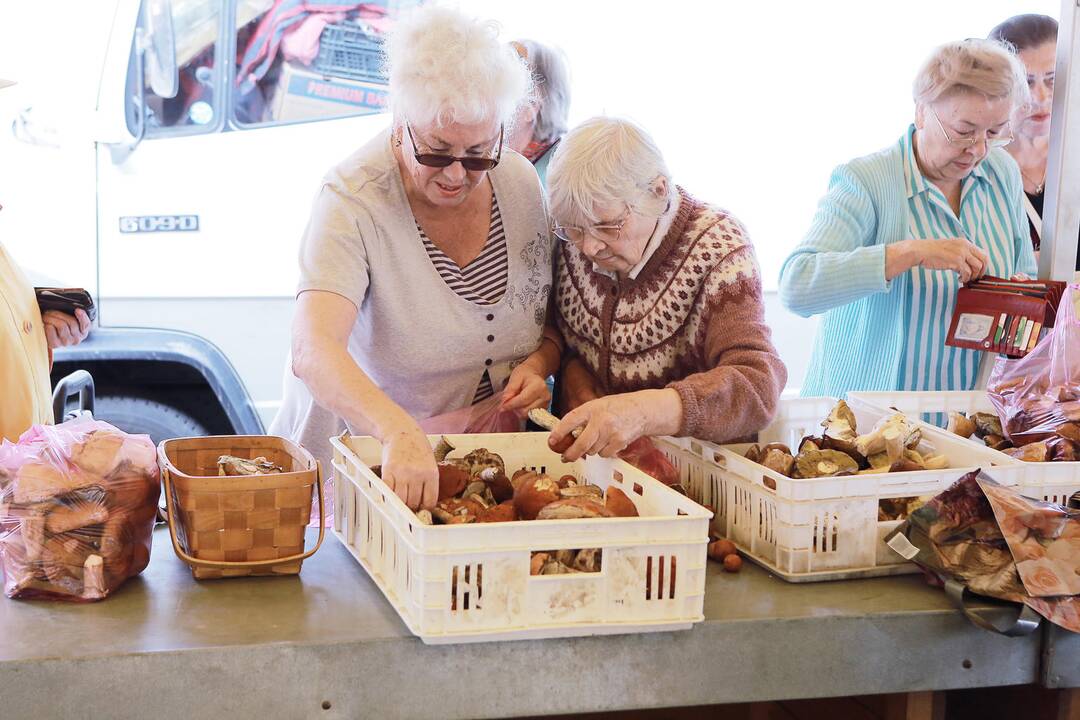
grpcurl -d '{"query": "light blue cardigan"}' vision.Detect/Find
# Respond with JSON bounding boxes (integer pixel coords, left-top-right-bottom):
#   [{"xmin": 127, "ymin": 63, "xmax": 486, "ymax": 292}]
[{"xmin": 778, "ymin": 133, "xmax": 1037, "ymax": 397}]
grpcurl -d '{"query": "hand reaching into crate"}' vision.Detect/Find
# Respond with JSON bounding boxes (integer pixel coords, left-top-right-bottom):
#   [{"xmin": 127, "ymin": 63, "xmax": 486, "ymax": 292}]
[{"xmin": 381, "ymin": 428, "xmax": 440, "ymax": 510}]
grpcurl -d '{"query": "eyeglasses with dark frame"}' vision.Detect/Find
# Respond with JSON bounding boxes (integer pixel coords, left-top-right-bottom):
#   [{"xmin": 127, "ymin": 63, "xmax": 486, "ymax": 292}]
[
  {"xmin": 928, "ymin": 107, "xmax": 1014, "ymax": 149},
  {"xmin": 553, "ymin": 205, "xmax": 634, "ymax": 247},
  {"xmin": 406, "ymin": 122, "xmax": 504, "ymax": 172}
]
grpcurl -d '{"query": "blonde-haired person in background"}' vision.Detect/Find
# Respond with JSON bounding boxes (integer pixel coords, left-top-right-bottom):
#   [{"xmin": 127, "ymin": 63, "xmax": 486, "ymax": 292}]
[
  {"xmin": 778, "ymin": 39, "xmax": 1037, "ymax": 398},
  {"xmin": 545, "ymin": 117, "xmax": 786, "ymax": 459},
  {"xmin": 507, "ymin": 39, "xmax": 571, "ymax": 186},
  {"xmin": 272, "ymin": 6, "xmax": 560, "ymax": 510}
]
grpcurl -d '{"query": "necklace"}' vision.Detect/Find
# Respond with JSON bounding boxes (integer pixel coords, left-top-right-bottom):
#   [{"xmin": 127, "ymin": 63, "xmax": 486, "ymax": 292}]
[{"xmin": 1020, "ymin": 167, "xmax": 1046, "ymax": 195}]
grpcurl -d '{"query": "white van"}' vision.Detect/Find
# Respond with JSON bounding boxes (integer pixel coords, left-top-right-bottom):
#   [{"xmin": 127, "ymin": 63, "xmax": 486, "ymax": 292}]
[{"xmin": 1, "ymin": 0, "xmax": 412, "ymax": 441}]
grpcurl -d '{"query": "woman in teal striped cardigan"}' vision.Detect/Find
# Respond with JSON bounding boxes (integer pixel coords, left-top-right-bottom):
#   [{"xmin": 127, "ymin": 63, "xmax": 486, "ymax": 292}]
[{"xmin": 780, "ymin": 39, "xmax": 1038, "ymax": 397}]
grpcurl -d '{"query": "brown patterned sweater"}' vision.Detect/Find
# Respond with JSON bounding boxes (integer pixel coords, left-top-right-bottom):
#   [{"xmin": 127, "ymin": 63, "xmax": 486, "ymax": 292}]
[{"xmin": 554, "ymin": 188, "xmax": 787, "ymax": 443}]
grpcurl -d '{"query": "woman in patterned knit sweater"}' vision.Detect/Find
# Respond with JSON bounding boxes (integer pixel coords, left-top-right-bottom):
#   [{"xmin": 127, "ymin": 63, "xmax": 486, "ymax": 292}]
[{"xmin": 546, "ymin": 117, "xmax": 787, "ymax": 459}]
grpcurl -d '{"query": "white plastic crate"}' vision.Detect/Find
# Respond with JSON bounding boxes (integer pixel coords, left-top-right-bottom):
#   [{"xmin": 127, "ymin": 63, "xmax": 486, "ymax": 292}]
[
  {"xmin": 849, "ymin": 390, "xmax": 1080, "ymax": 506},
  {"xmin": 656, "ymin": 397, "xmax": 1019, "ymax": 582},
  {"xmin": 329, "ymin": 432, "xmax": 711, "ymax": 644}
]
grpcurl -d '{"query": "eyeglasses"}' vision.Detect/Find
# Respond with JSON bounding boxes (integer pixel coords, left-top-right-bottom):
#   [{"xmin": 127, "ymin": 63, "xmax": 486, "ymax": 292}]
[
  {"xmin": 406, "ymin": 123, "xmax": 503, "ymax": 172},
  {"xmin": 928, "ymin": 107, "xmax": 1013, "ymax": 149},
  {"xmin": 553, "ymin": 205, "xmax": 633, "ymax": 247}
]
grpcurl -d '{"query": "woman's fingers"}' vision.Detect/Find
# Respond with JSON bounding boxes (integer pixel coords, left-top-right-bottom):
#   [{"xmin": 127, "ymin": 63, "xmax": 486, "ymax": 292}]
[
  {"xmin": 75, "ymin": 308, "xmax": 92, "ymax": 337},
  {"xmin": 421, "ymin": 473, "xmax": 438, "ymax": 510}
]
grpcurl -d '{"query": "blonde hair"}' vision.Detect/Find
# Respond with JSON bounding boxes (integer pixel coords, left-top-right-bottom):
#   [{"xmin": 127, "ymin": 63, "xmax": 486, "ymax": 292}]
[
  {"xmin": 548, "ymin": 117, "xmax": 675, "ymax": 226},
  {"xmin": 913, "ymin": 38, "xmax": 1030, "ymax": 109},
  {"xmin": 386, "ymin": 6, "xmax": 533, "ymax": 129}
]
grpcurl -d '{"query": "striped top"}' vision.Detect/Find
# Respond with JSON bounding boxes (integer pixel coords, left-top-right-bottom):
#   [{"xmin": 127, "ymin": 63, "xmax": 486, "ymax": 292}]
[
  {"xmin": 418, "ymin": 194, "xmax": 508, "ymax": 401},
  {"xmin": 778, "ymin": 125, "xmax": 1037, "ymax": 397},
  {"xmin": 898, "ymin": 125, "xmax": 1013, "ymax": 392}
]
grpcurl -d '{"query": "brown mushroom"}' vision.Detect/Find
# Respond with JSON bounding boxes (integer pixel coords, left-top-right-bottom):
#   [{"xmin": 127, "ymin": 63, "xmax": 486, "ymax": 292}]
[
  {"xmin": 433, "ymin": 436, "xmax": 455, "ymax": 463},
  {"xmin": 1056, "ymin": 422, "xmax": 1080, "ymax": 444},
  {"xmin": 437, "ymin": 461, "xmax": 470, "ymax": 500},
  {"xmin": 476, "ymin": 501, "xmax": 519, "ymax": 523},
  {"xmin": 559, "ymin": 484, "xmax": 603, "ymax": 499},
  {"xmin": 530, "ymin": 552, "xmax": 550, "ymax": 575},
  {"xmin": 1005, "ymin": 441, "xmax": 1051, "ymax": 463},
  {"xmin": 1049, "ymin": 437, "xmax": 1078, "ymax": 462},
  {"xmin": 855, "ymin": 413, "xmax": 918, "ymax": 463},
  {"xmin": 536, "ymin": 497, "xmax": 614, "ymax": 520},
  {"xmin": 513, "ymin": 474, "xmax": 562, "ymax": 520},
  {"xmin": 762, "ymin": 448, "xmax": 796, "ymax": 477},
  {"xmin": 970, "ymin": 412, "xmax": 1004, "ymax": 439},
  {"xmin": 823, "ymin": 400, "xmax": 858, "ymax": 440},
  {"xmin": 946, "ymin": 412, "xmax": 977, "ymax": 439},
  {"xmin": 573, "ymin": 548, "xmax": 602, "ymax": 572},
  {"xmin": 605, "ymin": 486, "xmax": 639, "ymax": 517},
  {"xmin": 794, "ymin": 449, "xmax": 859, "ymax": 478}
]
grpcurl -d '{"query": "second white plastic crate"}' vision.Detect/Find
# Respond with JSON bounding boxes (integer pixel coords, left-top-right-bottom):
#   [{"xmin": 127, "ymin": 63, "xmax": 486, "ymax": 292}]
[
  {"xmin": 849, "ymin": 390, "xmax": 1080, "ymax": 506},
  {"xmin": 656, "ymin": 397, "xmax": 1019, "ymax": 582},
  {"xmin": 330, "ymin": 432, "xmax": 711, "ymax": 644}
]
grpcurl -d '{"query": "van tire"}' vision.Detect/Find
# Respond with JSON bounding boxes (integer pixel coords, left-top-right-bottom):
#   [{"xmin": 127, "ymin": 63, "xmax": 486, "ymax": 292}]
[{"xmin": 93, "ymin": 395, "xmax": 208, "ymax": 445}]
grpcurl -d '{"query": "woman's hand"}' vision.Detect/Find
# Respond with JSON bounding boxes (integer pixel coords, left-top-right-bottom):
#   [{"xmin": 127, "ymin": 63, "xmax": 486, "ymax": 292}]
[
  {"xmin": 886, "ymin": 238, "xmax": 989, "ymax": 283},
  {"xmin": 380, "ymin": 426, "xmax": 439, "ymax": 510},
  {"xmin": 42, "ymin": 308, "xmax": 91, "ymax": 349},
  {"xmin": 549, "ymin": 388, "xmax": 683, "ymax": 462},
  {"xmin": 501, "ymin": 358, "xmax": 551, "ymax": 417}
]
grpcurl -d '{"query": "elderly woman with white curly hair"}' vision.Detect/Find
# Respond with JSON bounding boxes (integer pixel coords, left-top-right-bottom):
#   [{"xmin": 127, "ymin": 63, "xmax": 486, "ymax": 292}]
[
  {"xmin": 274, "ymin": 6, "xmax": 559, "ymax": 510},
  {"xmin": 546, "ymin": 117, "xmax": 787, "ymax": 460},
  {"xmin": 779, "ymin": 39, "xmax": 1038, "ymax": 398}
]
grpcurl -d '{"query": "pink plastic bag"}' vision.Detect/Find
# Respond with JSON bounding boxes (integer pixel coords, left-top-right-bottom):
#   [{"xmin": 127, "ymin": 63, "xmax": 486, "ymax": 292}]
[
  {"xmin": 988, "ymin": 284, "xmax": 1080, "ymax": 444},
  {"xmin": 617, "ymin": 437, "xmax": 680, "ymax": 486},
  {"xmin": 418, "ymin": 392, "xmax": 524, "ymax": 435},
  {"xmin": 0, "ymin": 418, "xmax": 160, "ymax": 601}
]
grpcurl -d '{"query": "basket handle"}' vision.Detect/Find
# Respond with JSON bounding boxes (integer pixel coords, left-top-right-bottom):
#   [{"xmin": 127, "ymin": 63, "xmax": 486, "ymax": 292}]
[{"xmin": 161, "ymin": 459, "xmax": 326, "ymax": 570}]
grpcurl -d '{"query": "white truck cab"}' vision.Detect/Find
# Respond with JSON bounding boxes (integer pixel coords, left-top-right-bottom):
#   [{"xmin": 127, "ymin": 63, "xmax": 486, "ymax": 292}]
[{"xmin": 1, "ymin": 0, "xmax": 409, "ymax": 441}]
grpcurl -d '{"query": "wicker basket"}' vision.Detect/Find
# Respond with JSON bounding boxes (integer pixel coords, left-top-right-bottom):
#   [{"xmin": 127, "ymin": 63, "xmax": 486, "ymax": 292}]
[{"xmin": 158, "ymin": 436, "xmax": 325, "ymax": 579}]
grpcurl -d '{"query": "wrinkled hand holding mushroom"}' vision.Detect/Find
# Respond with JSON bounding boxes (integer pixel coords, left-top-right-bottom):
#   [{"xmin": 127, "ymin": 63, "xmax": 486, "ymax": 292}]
[{"xmin": 946, "ymin": 408, "xmax": 1080, "ymax": 463}]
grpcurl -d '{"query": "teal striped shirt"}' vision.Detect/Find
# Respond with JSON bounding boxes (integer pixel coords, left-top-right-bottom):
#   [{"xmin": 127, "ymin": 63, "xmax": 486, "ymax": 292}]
[{"xmin": 779, "ymin": 125, "xmax": 1038, "ymax": 397}]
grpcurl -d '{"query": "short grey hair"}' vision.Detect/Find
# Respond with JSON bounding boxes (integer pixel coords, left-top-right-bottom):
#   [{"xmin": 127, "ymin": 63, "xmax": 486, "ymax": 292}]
[
  {"xmin": 514, "ymin": 39, "xmax": 571, "ymax": 144},
  {"xmin": 548, "ymin": 117, "xmax": 676, "ymax": 226},
  {"xmin": 386, "ymin": 6, "xmax": 533, "ymax": 129},
  {"xmin": 912, "ymin": 38, "xmax": 1030, "ymax": 110}
]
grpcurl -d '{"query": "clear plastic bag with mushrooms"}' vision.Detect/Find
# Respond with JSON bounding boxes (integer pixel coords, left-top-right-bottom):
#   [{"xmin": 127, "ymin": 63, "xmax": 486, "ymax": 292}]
[{"xmin": 0, "ymin": 418, "xmax": 160, "ymax": 602}]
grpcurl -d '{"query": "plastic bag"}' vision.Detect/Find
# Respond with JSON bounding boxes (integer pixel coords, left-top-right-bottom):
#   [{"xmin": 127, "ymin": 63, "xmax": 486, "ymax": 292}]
[
  {"xmin": 617, "ymin": 437, "xmax": 680, "ymax": 486},
  {"xmin": 886, "ymin": 470, "xmax": 1080, "ymax": 633},
  {"xmin": 419, "ymin": 392, "xmax": 524, "ymax": 435},
  {"xmin": 0, "ymin": 418, "xmax": 160, "ymax": 602},
  {"xmin": 988, "ymin": 284, "xmax": 1080, "ymax": 444}
]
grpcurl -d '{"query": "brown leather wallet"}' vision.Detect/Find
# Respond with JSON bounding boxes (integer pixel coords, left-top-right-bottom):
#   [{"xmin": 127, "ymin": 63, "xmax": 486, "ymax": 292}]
[{"xmin": 947, "ymin": 277, "xmax": 1065, "ymax": 358}]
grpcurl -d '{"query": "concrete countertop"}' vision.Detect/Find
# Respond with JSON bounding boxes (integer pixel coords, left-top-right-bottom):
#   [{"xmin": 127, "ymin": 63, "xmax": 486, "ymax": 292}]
[{"xmin": 0, "ymin": 527, "xmax": 1040, "ymax": 719}]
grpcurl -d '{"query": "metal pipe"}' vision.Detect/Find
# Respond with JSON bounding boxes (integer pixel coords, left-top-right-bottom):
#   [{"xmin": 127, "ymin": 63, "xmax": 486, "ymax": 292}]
[{"xmin": 1039, "ymin": 0, "xmax": 1080, "ymax": 281}]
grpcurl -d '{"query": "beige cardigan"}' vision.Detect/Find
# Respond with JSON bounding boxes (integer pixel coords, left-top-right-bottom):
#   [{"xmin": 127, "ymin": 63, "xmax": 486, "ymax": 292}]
[{"xmin": 272, "ymin": 129, "xmax": 551, "ymax": 466}]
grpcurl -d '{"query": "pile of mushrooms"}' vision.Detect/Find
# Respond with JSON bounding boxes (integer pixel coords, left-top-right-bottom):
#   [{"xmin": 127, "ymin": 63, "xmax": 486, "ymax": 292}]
[
  {"xmin": 371, "ymin": 437, "xmax": 640, "ymax": 575},
  {"xmin": 947, "ymin": 410, "xmax": 1079, "ymax": 463},
  {"xmin": 743, "ymin": 401, "xmax": 949, "ymax": 482}
]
